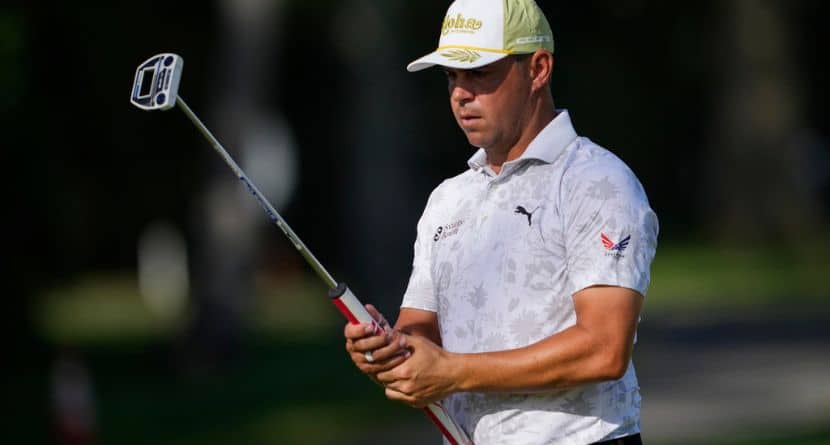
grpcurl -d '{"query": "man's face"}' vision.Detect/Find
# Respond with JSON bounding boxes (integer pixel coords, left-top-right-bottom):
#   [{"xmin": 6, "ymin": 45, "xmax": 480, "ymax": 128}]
[{"xmin": 444, "ymin": 56, "xmax": 532, "ymax": 152}]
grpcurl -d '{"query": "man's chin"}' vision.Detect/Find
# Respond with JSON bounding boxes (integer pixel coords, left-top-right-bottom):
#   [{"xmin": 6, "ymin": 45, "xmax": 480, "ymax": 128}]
[{"xmin": 463, "ymin": 131, "xmax": 490, "ymax": 148}]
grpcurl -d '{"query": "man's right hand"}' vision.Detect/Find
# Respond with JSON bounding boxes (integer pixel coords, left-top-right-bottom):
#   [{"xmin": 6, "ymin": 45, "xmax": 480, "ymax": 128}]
[{"xmin": 344, "ymin": 305, "xmax": 411, "ymax": 376}]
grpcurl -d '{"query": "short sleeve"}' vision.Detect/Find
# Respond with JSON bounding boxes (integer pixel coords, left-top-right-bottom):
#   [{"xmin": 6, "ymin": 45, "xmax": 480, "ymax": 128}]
[
  {"xmin": 563, "ymin": 155, "xmax": 659, "ymax": 297},
  {"xmin": 400, "ymin": 189, "xmax": 441, "ymax": 312}
]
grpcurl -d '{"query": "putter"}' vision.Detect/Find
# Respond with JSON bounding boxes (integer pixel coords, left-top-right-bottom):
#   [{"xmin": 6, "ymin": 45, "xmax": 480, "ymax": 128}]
[{"xmin": 130, "ymin": 53, "xmax": 473, "ymax": 445}]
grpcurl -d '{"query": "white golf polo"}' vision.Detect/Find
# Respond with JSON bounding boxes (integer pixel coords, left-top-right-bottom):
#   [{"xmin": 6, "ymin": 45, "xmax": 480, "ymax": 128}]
[{"xmin": 402, "ymin": 110, "xmax": 659, "ymax": 444}]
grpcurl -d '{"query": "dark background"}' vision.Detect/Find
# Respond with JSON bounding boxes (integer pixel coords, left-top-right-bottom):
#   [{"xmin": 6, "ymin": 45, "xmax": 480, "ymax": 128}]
[{"xmin": 3, "ymin": 1, "xmax": 829, "ymax": 444}]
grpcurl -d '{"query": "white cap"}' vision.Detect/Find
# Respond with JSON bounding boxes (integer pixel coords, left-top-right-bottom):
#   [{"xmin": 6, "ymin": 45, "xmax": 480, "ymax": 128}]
[{"xmin": 407, "ymin": 0, "xmax": 554, "ymax": 72}]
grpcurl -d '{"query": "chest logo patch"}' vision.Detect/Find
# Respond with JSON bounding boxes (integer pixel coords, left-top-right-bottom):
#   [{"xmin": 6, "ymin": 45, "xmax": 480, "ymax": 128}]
[
  {"xmin": 434, "ymin": 220, "xmax": 464, "ymax": 242},
  {"xmin": 513, "ymin": 205, "xmax": 540, "ymax": 226}
]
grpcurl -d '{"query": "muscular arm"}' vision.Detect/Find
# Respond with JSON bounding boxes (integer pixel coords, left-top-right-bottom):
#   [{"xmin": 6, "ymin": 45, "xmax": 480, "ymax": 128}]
[
  {"xmin": 455, "ymin": 285, "xmax": 642, "ymax": 392},
  {"xmin": 377, "ymin": 285, "xmax": 643, "ymax": 405}
]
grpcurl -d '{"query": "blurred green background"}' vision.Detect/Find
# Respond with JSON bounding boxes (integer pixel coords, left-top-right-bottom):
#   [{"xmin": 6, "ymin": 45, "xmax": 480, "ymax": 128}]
[{"xmin": 4, "ymin": 1, "xmax": 829, "ymax": 444}]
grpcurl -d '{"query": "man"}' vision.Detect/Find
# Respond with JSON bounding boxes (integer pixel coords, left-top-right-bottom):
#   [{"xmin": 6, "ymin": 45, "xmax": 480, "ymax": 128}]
[{"xmin": 344, "ymin": 0, "xmax": 658, "ymax": 443}]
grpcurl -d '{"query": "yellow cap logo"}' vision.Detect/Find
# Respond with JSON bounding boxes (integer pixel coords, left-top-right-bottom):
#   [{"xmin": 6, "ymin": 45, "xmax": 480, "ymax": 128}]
[{"xmin": 442, "ymin": 13, "xmax": 483, "ymax": 35}]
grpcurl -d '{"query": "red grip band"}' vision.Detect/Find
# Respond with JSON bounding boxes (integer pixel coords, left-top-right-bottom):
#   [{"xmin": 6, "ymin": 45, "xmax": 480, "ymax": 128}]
[{"xmin": 331, "ymin": 298, "xmax": 359, "ymax": 325}]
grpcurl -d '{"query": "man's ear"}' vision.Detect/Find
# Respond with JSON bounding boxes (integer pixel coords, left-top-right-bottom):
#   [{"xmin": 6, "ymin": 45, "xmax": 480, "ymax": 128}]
[{"xmin": 529, "ymin": 49, "xmax": 553, "ymax": 93}]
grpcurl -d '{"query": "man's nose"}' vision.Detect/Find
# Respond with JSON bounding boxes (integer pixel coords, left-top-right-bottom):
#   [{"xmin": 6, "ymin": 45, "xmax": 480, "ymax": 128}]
[{"xmin": 451, "ymin": 82, "xmax": 474, "ymax": 105}]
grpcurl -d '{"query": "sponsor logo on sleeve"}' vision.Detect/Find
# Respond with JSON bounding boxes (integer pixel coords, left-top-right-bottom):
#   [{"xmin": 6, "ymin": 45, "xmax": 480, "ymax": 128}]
[{"xmin": 601, "ymin": 232, "xmax": 630, "ymax": 259}]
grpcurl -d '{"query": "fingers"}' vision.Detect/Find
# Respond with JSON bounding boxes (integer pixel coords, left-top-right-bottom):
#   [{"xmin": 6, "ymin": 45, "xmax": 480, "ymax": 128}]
[
  {"xmin": 345, "ymin": 329, "xmax": 388, "ymax": 374},
  {"xmin": 365, "ymin": 331, "xmax": 408, "ymax": 362},
  {"xmin": 366, "ymin": 304, "xmax": 384, "ymax": 325},
  {"xmin": 366, "ymin": 304, "xmax": 391, "ymax": 333},
  {"xmin": 343, "ymin": 305, "xmax": 413, "ymax": 377},
  {"xmin": 375, "ymin": 362, "xmax": 404, "ymax": 385},
  {"xmin": 384, "ymin": 386, "xmax": 426, "ymax": 408},
  {"xmin": 344, "ymin": 321, "xmax": 380, "ymax": 340},
  {"xmin": 349, "ymin": 329, "xmax": 393, "ymax": 352},
  {"xmin": 353, "ymin": 349, "xmax": 410, "ymax": 374},
  {"xmin": 347, "ymin": 331, "xmax": 410, "ymax": 372},
  {"xmin": 343, "ymin": 304, "xmax": 390, "ymax": 341}
]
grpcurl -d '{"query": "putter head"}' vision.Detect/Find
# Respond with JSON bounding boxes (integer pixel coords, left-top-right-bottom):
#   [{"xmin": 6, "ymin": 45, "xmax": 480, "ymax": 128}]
[{"xmin": 130, "ymin": 53, "xmax": 183, "ymax": 111}]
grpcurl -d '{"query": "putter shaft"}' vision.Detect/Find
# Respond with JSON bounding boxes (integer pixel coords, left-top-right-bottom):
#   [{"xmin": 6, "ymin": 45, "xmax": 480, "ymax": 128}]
[
  {"xmin": 176, "ymin": 95, "xmax": 337, "ymax": 290},
  {"xmin": 173, "ymin": 95, "xmax": 473, "ymax": 445}
]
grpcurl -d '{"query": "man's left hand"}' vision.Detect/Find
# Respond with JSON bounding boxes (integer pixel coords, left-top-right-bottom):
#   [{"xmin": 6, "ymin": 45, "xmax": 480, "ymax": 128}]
[{"xmin": 375, "ymin": 334, "xmax": 460, "ymax": 408}]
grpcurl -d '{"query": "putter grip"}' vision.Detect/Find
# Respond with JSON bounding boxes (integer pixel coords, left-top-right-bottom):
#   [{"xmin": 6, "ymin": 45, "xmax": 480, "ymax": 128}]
[
  {"xmin": 328, "ymin": 282, "xmax": 385, "ymax": 335},
  {"xmin": 328, "ymin": 283, "xmax": 474, "ymax": 445}
]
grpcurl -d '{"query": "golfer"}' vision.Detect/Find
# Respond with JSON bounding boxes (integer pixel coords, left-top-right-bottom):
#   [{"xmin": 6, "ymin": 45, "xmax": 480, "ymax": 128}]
[{"xmin": 345, "ymin": 0, "xmax": 658, "ymax": 443}]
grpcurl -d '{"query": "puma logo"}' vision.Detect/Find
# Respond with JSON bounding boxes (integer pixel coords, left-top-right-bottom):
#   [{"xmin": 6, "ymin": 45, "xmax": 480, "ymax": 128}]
[{"xmin": 514, "ymin": 206, "xmax": 539, "ymax": 226}]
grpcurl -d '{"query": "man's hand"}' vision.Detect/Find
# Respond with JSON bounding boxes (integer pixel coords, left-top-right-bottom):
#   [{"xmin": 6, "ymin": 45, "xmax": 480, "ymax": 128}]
[
  {"xmin": 375, "ymin": 334, "xmax": 460, "ymax": 408},
  {"xmin": 344, "ymin": 305, "xmax": 410, "ymax": 376}
]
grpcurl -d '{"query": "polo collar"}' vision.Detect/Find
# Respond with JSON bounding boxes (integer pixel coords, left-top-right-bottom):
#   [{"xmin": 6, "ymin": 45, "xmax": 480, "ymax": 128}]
[{"xmin": 467, "ymin": 109, "xmax": 578, "ymax": 175}]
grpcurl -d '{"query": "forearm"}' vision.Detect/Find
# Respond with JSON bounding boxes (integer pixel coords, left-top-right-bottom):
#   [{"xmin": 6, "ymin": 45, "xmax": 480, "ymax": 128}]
[
  {"xmin": 450, "ymin": 286, "xmax": 642, "ymax": 393},
  {"xmin": 449, "ymin": 323, "xmax": 631, "ymax": 393},
  {"xmin": 380, "ymin": 287, "xmax": 640, "ymax": 401},
  {"xmin": 394, "ymin": 307, "xmax": 442, "ymax": 346}
]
